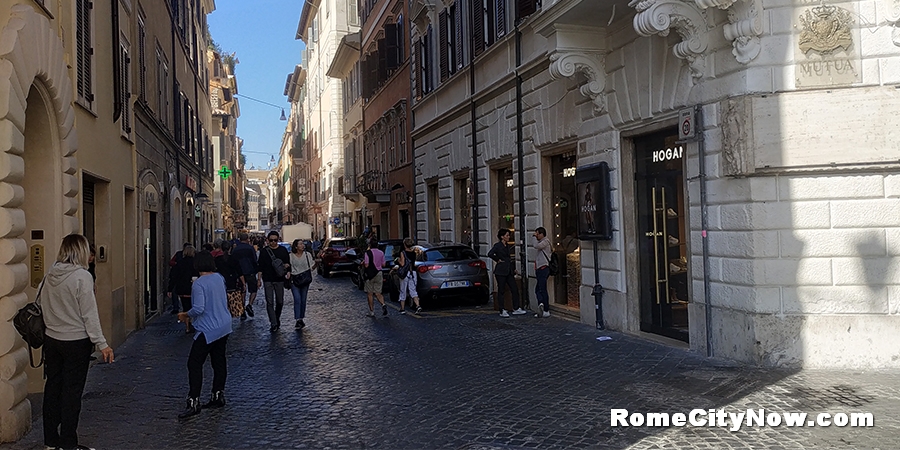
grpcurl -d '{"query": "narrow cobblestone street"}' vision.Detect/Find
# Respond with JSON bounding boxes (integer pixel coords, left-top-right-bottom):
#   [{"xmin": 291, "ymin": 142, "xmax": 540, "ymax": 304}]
[{"xmin": 5, "ymin": 275, "xmax": 900, "ymax": 450}]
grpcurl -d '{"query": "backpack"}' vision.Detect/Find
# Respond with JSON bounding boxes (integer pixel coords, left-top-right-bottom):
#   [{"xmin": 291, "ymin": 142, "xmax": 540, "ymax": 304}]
[
  {"xmin": 541, "ymin": 248, "xmax": 560, "ymax": 277},
  {"xmin": 397, "ymin": 251, "xmax": 412, "ymax": 278},
  {"xmin": 266, "ymin": 247, "xmax": 287, "ymax": 278},
  {"xmin": 13, "ymin": 279, "xmax": 46, "ymax": 368},
  {"xmin": 364, "ymin": 250, "xmax": 380, "ymax": 280}
]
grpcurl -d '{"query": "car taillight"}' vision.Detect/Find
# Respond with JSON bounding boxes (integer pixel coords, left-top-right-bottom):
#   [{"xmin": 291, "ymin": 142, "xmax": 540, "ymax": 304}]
[
  {"xmin": 418, "ymin": 264, "xmax": 442, "ymax": 274},
  {"xmin": 469, "ymin": 261, "xmax": 486, "ymax": 269}
]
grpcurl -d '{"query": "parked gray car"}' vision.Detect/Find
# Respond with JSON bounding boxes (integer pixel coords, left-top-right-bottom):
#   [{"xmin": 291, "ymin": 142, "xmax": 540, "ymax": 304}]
[{"xmin": 413, "ymin": 244, "xmax": 490, "ymax": 306}]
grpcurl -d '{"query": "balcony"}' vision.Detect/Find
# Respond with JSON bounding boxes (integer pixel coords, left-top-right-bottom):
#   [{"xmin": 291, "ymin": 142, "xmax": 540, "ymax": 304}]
[{"xmin": 357, "ymin": 170, "xmax": 390, "ymax": 203}]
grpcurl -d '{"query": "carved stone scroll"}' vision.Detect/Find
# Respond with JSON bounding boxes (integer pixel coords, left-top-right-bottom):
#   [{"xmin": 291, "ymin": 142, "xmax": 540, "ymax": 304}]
[
  {"xmin": 629, "ymin": 0, "xmax": 710, "ymax": 79},
  {"xmin": 548, "ymin": 52, "xmax": 606, "ymax": 114}
]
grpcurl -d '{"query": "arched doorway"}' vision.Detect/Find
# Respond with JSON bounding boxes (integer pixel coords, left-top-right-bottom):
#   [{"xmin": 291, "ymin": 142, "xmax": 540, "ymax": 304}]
[{"xmin": 0, "ymin": 5, "xmax": 80, "ymax": 442}]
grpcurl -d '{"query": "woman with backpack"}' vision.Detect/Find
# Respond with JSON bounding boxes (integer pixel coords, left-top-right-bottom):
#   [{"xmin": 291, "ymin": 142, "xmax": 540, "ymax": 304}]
[
  {"xmin": 41, "ymin": 234, "xmax": 114, "ymax": 450},
  {"xmin": 168, "ymin": 245, "xmax": 199, "ymax": 333},
  {"xmin": 394, "ymin": 238, "xmax": 422, "ymax": 315},
  {"xmin": 289, "ymin": 239, "xmax": 317, "ymax": 329}
]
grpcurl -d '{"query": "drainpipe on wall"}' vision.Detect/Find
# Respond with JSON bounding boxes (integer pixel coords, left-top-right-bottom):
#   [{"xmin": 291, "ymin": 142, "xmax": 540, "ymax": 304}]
[
  {"xmin": 515, "ymin": 22, "xmax": 529, "ymax": 308},
  {"xmin": 697, "ymin": 105, "xmax": 713, "ymax": 357},
  {"xmin": 469, "ymin": 1, "xmax": 479, "ymax": 255}
]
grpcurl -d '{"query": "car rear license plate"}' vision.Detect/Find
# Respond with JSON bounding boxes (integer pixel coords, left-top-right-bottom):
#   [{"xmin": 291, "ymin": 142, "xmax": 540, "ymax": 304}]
[{"xmin": 442, "ymin": 281, "xmax": 470, "ymax": 289}]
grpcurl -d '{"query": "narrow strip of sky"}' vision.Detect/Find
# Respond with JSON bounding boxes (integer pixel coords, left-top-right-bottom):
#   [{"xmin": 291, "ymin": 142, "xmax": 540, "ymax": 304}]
[{"xmin": 208, "ymin": 0, "xmax": 305, "ymax": 171}]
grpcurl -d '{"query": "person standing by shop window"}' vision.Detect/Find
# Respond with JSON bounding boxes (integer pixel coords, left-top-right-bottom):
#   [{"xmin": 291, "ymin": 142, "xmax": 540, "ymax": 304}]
[
  {"xmin": 533, "ymin": 227, "xmax": 551, "ymax": 318},
  {"xmin": 41, "ymin": 234, "xmax": 115, "ymax": 450},
  {"xmin": 488, "ymin": 229, "xmax": 527, "ymax": 317}
]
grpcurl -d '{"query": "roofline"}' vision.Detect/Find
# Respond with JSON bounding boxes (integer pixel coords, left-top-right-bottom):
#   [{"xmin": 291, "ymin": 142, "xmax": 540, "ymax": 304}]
[{"xmin": 326, "ymin": 32, "xmax": 361, "ymax": 79}]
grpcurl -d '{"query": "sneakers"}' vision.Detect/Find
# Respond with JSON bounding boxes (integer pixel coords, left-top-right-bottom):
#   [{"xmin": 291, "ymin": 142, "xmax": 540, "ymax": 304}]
[
  {"xmin": 667, "ymin": 235, "xmax": 680, "ymax": 246},
  {"xmin": 500, "ymin": 310, "xmax": 510, "ymax": 318},
  {"xmin": 295, "ymin": 319, "xmax": 305, "ymax": 329},
  {"xmin": 399, "ymin": 309, "xmax": 407, "ymax": 315},
  {"xmin": 415, "ymin": 306, "xmax": 422, "ymax": 315},
  {"xmin": 177, "ymin": 397, "xmax": 201, "ymax": 419},
  {"xmin": 202, "ymin": 391, "xmax": 226, "ymax": 409},
  {"xmin": 534, "ymin": 303, "xmax": 545, "ymax": 318},
  {"xmin": 511, "ymin": 308, "xmax": 528, "ymax": 315},
  {"xmin": 367, "ymin": 310, "xmax": 375, "ymax": 317},
  {"xmin": 382, "ymin": 304, "xmax": 388, "ymax": 316},
  {"xmin": 245, "ymin": 303, "xmax": 255, "ymax": 317},
  {"xmin": 542, "ymin": 310, "xmax": 551, "ymax": 318}
]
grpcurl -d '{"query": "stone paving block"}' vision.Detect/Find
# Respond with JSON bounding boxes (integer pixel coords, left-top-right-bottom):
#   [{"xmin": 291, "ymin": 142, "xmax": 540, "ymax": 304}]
[{"xmin": 4, "ymin": 276, "xmax": 900, "ymax": 449}]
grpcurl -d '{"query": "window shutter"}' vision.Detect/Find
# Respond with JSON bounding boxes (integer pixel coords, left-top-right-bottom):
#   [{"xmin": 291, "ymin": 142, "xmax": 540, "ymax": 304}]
[
  {"xmin": 455, "ymin": 2, "xmax": 464, "ymax": 70},
  {"xmin": 439, "ymin": 9, "xmax": 449, "ymax": 82},
  {"xmin": 472, "ymin": 0, "xmax": 485, "ymax": 57},
  {"xmin": 414, "ymin": 39, "xmax": 423, "ymax": 99},
  {"xmin": 385, "ymin": 23, "xmax": 400, "ymax": 71},
  {"xmin": 121, "ymin": 44, "xmax": 131, "ymax": 133},
  {"xmin": 138, "ymin": 18, "xmax": 146, "ymax": 101},
  {"xmin": 496, "ymin": 0, "xmax": 506, "ymax": 38},
  {"xmin": 516, "ymin": 0, "xmax": 536, "ymax": 22},
  {"xmin": 377, "ymin": 38, "xmax": 388, "ymax": 86},
  {"xmin": 76, "ymin": 0, "xmax": 94, "ymax": 103}
]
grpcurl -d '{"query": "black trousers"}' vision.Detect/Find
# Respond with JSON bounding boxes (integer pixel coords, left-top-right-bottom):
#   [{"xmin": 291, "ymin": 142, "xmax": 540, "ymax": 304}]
[
  {"xmin": 187, "ymin": 333, "xmax": 228, "ymax": 398},
  {"xmin": 495, "ymin": 273, "xmax": 520, "ymax": 310},
  {"xmin": 43, "ymin": 336, "xmax": 93, "ymax": 449}
]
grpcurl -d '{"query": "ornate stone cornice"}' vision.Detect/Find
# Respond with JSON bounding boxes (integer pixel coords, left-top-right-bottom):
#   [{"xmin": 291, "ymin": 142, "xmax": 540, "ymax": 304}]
[
  {"xmin": 538, "ymin": 24, "xmax": 608, "ymax": 115},
  {"xmin": 629, "ymin": 0, "xmax": 710, "ymax": 79},
  {"xmin": 692, "ymin": 0, "xmax": 763, "ymax": 64},
  {"xmin": 548, "ymin": 52, "xmax": 606, "ymax": 114}
]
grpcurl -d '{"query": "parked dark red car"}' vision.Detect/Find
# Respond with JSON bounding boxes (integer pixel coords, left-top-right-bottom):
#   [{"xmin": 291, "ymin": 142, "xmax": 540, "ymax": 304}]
[{"xmin": 316, "ymin": 238, "xmax": 359, "ymax": 278}]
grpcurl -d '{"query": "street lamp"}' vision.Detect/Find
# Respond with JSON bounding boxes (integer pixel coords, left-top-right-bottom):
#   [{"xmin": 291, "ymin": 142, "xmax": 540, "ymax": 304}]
[{"xmin": 234, "ymin": 93, "xmax": 287, "ymax": 121}]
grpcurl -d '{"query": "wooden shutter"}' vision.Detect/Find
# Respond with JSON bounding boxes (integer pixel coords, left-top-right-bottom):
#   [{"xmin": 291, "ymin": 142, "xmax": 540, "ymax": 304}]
[
  {"xmin": 378, "ymin": 39, "xmax": 388, "ymax": 86},
  {"xmin": 76, "ymin": 0, "xmax": 94, "ymax": 102},
  {"xmin": 414, "ymin": 39, "xmax": 423, "ymax": 99},
  {"xmin": 138, "ymin": 17, "xmax": 147, "ymax": 101},
  {"xmin": 455, "ymin": 2, "xmax": 464, "ymax": 70},
  {"xmin": 121, "ymin": 44, "xmax": 131, "ymax": 133},
  {"xmin": 516, "ymin": 0, "xmax": 536, "ymax": 22},
  {"xmin": 472, "ymin": 0, "xmax": 485, "ymax": 57},
  {"xmin": 439, "ymin": 9, "xmax": 449, "ymax": 82},
  {"xmin": 496, "ymin": 0, "xmax": 506, "ymax": 38},
  {"xmin": 385, "ymin": 23, "xmax": 400, "ymax": 71}
]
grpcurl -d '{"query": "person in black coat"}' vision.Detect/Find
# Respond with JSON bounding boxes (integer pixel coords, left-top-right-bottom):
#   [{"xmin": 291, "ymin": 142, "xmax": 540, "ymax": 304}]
[
  {"xmin": 487, "ymin": 229, "xmax": 526, "ymax": 317},
  {"xmin": 168, "ymin": 245, "xmax": 199, "ymax": 332},
  {"xmin": 257, "ymin": 231, "xmax": 291, "ymax": 332}
]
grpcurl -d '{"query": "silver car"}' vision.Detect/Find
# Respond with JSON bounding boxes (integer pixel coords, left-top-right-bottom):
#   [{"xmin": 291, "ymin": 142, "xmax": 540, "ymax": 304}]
[{"xmin": 413, "ymin": 244, "xmax": 490, "ymax": 306}]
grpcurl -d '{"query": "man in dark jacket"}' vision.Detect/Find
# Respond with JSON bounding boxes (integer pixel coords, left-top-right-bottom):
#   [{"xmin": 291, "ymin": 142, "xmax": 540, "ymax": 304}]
[
  {"xmin": 258, "ymin": 230, "xmax": 291, "ymax": 332},
  {"xmin": 231, "ymin": 232, "xmax": 259, "ymax": 318},
  {"xmin": 487, "ymin": 229, "xmax": 526, "ymax": 317}
]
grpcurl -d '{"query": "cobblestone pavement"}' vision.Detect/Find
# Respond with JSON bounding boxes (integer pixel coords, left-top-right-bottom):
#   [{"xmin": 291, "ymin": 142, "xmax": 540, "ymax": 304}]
[{"xmin": 4, "ymin": 274, "xmax": 900, "ymax": 449}]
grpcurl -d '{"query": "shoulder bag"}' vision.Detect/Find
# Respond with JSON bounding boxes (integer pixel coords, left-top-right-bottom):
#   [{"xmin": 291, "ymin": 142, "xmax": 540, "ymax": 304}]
[{"xmin": 14, "ymin": 278, "xmax": 47, "ymax": 368}]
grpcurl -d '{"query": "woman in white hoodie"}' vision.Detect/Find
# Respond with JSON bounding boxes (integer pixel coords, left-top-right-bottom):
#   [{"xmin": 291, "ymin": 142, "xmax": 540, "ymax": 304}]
[{"xmin": 41, "ymin": 234, "xmax": 114, "ymax": 450}]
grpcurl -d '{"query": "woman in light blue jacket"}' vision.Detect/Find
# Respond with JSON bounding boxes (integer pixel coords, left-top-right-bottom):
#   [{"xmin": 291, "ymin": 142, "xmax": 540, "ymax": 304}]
[{"xmin": 177, "ymin": 250, "xmax": 233, "ymax": 419}]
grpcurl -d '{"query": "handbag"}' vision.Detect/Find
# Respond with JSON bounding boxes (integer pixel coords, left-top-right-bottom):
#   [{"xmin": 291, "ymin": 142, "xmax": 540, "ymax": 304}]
[
  {"xmin": 292, "ymin": 253, "xmax": 313, "ymax": 287},
  {"xmin": 13, "ymin": 278, "xmax": 46, "ymax": 368},
  {"xmin": 227, "ymin": 289, "xmax": 244, "ymax": 318}
]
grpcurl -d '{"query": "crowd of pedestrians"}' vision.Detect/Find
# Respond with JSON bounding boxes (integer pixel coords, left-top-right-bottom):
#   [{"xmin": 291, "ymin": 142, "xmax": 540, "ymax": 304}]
[{"xmin": 32, "ymin": 225, "xmax": 557, "ymax": 449}]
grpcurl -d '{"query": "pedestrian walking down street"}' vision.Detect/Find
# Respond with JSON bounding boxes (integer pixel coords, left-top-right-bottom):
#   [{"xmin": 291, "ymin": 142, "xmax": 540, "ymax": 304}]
[
  {"xmin": 232, "ymin": 232, "xmax": 259, "ymax": 319},
  {"xmin": 168, "ymin": 245, "xmax": 199, "ymax": 332},
  {"xmin": 41, "ymin": 234, "xmax": 115, "ymax": 450},
  {"xmin": 258, "ymin": 230, "xmax": 291, "ymax": 332},
  {"xmin": 289, "ymin": 239, "xmax": 317, "ymax": 329},
  {"xmin": 214, "ymin": 240, "xmax": 244, "ymax": 320},
  {"xmin": 177, "ymin": 251, "xmax": 233, "ymax": 419},
  {"xmin": 533, "ymin": 227, "xmax": 551, "ymax": 318},
  {"xmin": 393, "ymin": 238, "xmax": 422, "ymax": 315},
  {"xmin": 363, "ymin": 238, "xmax": 388, "ymax": 317},
  {"xmin": 488, "ymin": 229, "xmax": 527, "ymax": 318}
]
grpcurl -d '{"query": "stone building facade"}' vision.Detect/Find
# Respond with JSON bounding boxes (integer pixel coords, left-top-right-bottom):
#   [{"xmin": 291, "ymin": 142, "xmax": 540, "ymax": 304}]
[{"xmin": 409, "ymin": 0, "xmax": 900, "ymax": 368}]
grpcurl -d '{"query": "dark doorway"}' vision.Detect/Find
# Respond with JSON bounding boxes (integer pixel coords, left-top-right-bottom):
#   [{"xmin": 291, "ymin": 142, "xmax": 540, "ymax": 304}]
[
  {"xmin": 635, "ymin": 130, "xmax": 690, "ymax": 342},
  {"xmin": 144, "ymin": 211, "xmax": 158, "ymax": 316},
  {"xmin": 399, "ymin": 209, "xmax": 410, "ymax": 239}
]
